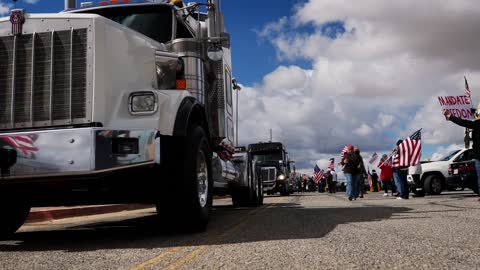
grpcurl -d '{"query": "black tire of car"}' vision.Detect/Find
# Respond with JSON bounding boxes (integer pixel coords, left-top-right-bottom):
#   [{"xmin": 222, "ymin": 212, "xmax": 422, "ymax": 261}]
[
  {"xmin": 156, "ymin": 125, "xmax": 213, "ymax": 232},
  {"xmin": 424, "ymin": 175, "xmax": 443, "ymax": 195},
  {"xmin": 0, "ymin": 202, "xmax": 31, "ymax": 239}
]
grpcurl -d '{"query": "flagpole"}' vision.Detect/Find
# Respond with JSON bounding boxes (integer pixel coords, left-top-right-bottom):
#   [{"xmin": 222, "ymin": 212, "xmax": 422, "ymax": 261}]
[{"xmin": 464, "ymin": 76, "xmax": 473, "ymax": 149}]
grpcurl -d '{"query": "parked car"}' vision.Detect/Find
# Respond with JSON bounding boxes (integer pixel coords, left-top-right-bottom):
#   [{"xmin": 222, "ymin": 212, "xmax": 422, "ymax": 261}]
[{"xmin": 407, "ymin": 148, "xmax": 472, "ymax": 195}]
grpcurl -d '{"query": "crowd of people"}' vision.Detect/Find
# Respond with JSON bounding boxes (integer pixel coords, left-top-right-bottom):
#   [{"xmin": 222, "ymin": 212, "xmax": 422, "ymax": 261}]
[
  {"xmin": 316, "ymin": 108, "xmax": 480, "ymax": 202},
  {"xmin": 296, "ymin": 170, "xmax": 338, "ymax": 193},
  {"xmin": 339, "ymin": 145, "xmax": 421, "ymax": 200}
]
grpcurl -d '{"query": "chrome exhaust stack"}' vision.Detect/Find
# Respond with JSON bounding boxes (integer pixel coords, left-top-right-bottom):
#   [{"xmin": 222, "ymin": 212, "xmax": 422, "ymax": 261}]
[{"xmin": 65, "ymin": 0, "xmax": 76, "ymax": 10}]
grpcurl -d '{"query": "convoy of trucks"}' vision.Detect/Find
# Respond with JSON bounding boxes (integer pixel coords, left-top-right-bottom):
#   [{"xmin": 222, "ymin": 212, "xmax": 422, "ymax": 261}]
[
  {"xmin": 8, "ymin": 0, "xmax": 466, "ymax": 239},
  {"xmin": 0, "ymin": 0, "xmax": 300, "ymax": 237}
]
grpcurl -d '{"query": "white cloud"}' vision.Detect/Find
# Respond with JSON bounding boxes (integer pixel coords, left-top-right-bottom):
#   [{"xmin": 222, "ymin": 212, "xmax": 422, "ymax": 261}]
[
  {"xmin": 23, "ymin": 0, "xmax": 40, "ymax": 4},
  {"xmin": 239, "ymin": 0, "xmax": 480, "ymax": 172},
  {"xmin": 354, "ymin": 124, "xmax": 373, "ymax": 136},
  {"xmin": 0, "ymin": 1, "xmax": 12, "ymax": 16},
  {"xmin": 378, "ymin": 113, "xmax": 394, "ymax": 128},
  {"xmin": 430, "ymin": 144, "xmax": 465, "ymax": 161},
  {"xmin": 254, "ymin": 16, "xmax": 288, "ymax": 40}
]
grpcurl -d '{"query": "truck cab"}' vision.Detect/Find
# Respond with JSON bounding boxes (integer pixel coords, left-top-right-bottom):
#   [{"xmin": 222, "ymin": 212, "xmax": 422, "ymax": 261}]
[
  {"xmin": 248, "ymin": 142, "xmax": 291, "ymax": 196},
  {"xmin": 0, "ymin": 0, "xmax": 252, "ymax": 237}
]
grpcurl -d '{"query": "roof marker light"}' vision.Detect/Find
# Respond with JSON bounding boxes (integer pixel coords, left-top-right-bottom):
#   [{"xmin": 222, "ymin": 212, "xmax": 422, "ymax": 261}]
[{"xmin": 80, "ymin": 1, "xmax": 93, "ymax": 7}]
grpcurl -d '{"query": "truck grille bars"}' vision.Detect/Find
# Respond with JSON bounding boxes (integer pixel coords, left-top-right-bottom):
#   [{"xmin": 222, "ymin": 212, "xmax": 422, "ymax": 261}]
[{"xmin": 0, "ymin": 28, "xmax": 88, "ymax": 129}]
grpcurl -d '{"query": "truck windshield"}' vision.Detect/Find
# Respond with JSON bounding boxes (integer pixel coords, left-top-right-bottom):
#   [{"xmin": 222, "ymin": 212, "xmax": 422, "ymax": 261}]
[
  {"xmin": 77, "ymin": 5, "xmax": 173, "ymax": 44},
  {"xmin": 436, "ymin": 149, "xmax": 461, "ymax": 161},
  {"xmin": 252, "ymin": 152, "xmax": 283, "ymax": 162}
]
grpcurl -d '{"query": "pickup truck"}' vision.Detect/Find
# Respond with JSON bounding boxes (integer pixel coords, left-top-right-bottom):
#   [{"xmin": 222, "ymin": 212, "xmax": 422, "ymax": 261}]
[{"xmin": 407, "ymin": 148, "xmax": 473, "ymax": 196}]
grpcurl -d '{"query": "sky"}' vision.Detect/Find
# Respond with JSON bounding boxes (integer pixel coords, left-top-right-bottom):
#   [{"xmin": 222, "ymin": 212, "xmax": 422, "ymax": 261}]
[{"xmin": 1, "ymin": 0, "xmax": 479, "ymax": 178}]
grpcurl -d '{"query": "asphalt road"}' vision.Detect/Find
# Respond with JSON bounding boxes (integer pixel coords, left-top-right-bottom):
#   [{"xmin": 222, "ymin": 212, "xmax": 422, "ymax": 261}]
[{"xmin": 1, "ymin": 191, "xmax": 480, "ymax": 270}]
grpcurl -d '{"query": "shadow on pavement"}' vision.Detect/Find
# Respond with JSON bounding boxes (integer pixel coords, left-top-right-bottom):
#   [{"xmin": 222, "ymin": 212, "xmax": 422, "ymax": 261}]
[{"xmin": 0, "ymin": 197, "xmax": 412, "ymax": 252}]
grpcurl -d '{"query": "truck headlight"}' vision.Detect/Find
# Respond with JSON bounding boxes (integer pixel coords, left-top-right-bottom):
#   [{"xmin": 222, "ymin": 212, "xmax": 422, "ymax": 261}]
[
  {"xmin": 129, "ymin": 92, "xmax": 158, "ymax": 114},
  {"xmin": 277, "ymin": 174, "xmax": 285, "ymax": 180}
]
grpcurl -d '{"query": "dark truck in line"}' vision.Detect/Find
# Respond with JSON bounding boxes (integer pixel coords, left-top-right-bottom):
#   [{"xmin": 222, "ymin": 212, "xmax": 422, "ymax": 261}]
[{"xmin": 248, "ymin": 142, "xmax": 292, "ymax": 196}]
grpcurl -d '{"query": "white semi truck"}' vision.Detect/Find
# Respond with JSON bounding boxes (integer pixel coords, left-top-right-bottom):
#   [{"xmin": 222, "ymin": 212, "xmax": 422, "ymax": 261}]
[{"xmin": 0, "ymin": 0, "xmax": 262, "ymax": 237}]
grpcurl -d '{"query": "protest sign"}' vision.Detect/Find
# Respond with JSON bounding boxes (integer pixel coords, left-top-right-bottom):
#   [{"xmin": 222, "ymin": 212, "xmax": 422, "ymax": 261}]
[{"xmin": 438, "ymin": 95, "xmax": 474, "ymax": 119}]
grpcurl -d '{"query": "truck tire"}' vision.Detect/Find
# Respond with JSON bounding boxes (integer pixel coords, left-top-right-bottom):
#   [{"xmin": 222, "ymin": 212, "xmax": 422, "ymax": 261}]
[
  {"xmin": 232, "ymin": 175, "xmax": 263, "ymax": 207},
  {"xmin": 424, "ymin": 175, "xmax": 443, "ymax": 195},
  {"xmin": 257, "ymin": 176, "xmax": 264, "ymax": 205},
  {"xmin": 156, "ymin": 125, "xmax": 213, "ymax": 232},
  {"xmin": 231, "ymin": 187, "xmax": 249, "ymax": 207},
  {"xmin": 249, "ymin": 174, "xmax": 264, "ymax": 206},
  {"xmin": 0, "ymin": 202, "xmax": 30, "ymax": 239},
  {"xmin": 280, "ymin": 186, "xmax": 289, "ymax": 196}
]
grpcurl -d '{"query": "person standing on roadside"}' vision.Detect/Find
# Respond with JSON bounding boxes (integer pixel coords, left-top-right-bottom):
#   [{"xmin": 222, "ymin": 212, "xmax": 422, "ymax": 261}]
[
  {"xmin": 371, "ymin": 170, "xmax": 379, "ymax": 192},
  {"xmin": 326, "ymin": 170, "xmax": 335, "ymax": 193},
  {"xmin": 330, "ymin": 169, "xmax": 337, "ymax": 194},
  {"xmin": 378, "ymin": 154, "xmax": 395, "ymax": 196},
  {"xmin": 444, "ymin": 110, "xmax": 480, "ymax": 200},
  {"xmin": 340, "ymin": 145, "xmax": 360, "ymax": 201},
  {"xmin": 392, "ymin": 140, "xmax": 409, "ymax": 200},
  {"xmin": 354, "ymin": 147, "xmax": 367, "ymax": 199}
]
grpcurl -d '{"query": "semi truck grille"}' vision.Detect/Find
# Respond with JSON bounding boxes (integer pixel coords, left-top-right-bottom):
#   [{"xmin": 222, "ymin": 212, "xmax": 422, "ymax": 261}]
[{"xmin": 0, "ymin": 28, "xmax": 88, "ymax": 129}]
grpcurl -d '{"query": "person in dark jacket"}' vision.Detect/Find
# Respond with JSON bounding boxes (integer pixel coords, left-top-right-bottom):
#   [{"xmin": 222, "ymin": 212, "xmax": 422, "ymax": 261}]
[
  {"xmin": 341, "ymin": 145, "xmax": 361, "ymax": 201},
  {"xmin": 326, "ymin": 170, "xmax": 335, "ymax": 193},
  {"xmin": 354, "ymin": 147, "xmax": 367, "ymax": 198},
  {"xmin": 444, "ymin": 110, "xmax": 480, "ymax": 200}
]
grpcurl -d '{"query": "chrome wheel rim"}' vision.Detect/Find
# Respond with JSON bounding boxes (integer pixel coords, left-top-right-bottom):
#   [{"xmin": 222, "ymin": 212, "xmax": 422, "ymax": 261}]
[{"xmin": 197, "ymin": 150, "xmax": 208, "ymax": 208}]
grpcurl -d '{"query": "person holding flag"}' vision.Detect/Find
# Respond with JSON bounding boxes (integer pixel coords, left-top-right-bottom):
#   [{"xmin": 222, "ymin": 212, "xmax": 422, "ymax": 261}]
[
  {"xmin": 444, "ymin": 109, "xmax": 480, "ymax": 201},
  {"xmin": 340, "ymin": 144, "xmax": 361, "ymax": 201},
  {"xmin": 392, "ymin": 139, "xmax": 409, "ymax": 199},
  {"xmin": 391, "ymin": 129, "xmax": 422, "ymax": 200},
  {"xmin": 378, "ymin": 154, "xmax": 395, "ymax": 196}
]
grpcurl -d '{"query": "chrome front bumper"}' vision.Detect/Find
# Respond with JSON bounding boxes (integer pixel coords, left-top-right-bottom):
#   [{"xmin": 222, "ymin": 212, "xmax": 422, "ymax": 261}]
[
  {"xmin": 0, "ymin": 127, "xmax": 159, "ymax": 179},
  {"xmin": 263, "ymin": 180, "xmax": 276, "ymax": 191}
]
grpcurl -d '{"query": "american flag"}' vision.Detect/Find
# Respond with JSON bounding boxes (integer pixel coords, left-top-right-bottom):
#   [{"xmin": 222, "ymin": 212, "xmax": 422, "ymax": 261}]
[
  {"xmin": 339, "ymin": 145, "xmax": 352, "ymax": 165},
  {"xmin": 392, "ymin": 129, "xmax": 422, "ymax": 168},
  {"xmin": 340, "ymin": 145, "xmax": 349, "ymax": 158},
  {"xmin": 328, "ymin": 158, "xmax": 335, "ymax": 171},
  {"xmin": 313, "ymin": 164, "xmax": 324, "ymax": 183},
  {"xmin": 465, "ymin": 76, "xmax": 471, "ymax": 99},
  {"xmin": 1, "ymin": 135, "xmax": 38, "ymax": 158},
  {"xmin": 368, "ymin": 152, "xmax": 378, "ymax": 164}
]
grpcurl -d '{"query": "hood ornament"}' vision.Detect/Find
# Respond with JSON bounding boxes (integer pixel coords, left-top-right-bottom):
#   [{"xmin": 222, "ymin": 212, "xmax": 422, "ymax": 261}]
[{"xmin": 10, "ymin": 9, "xmax": 25, "ymax": 36}]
